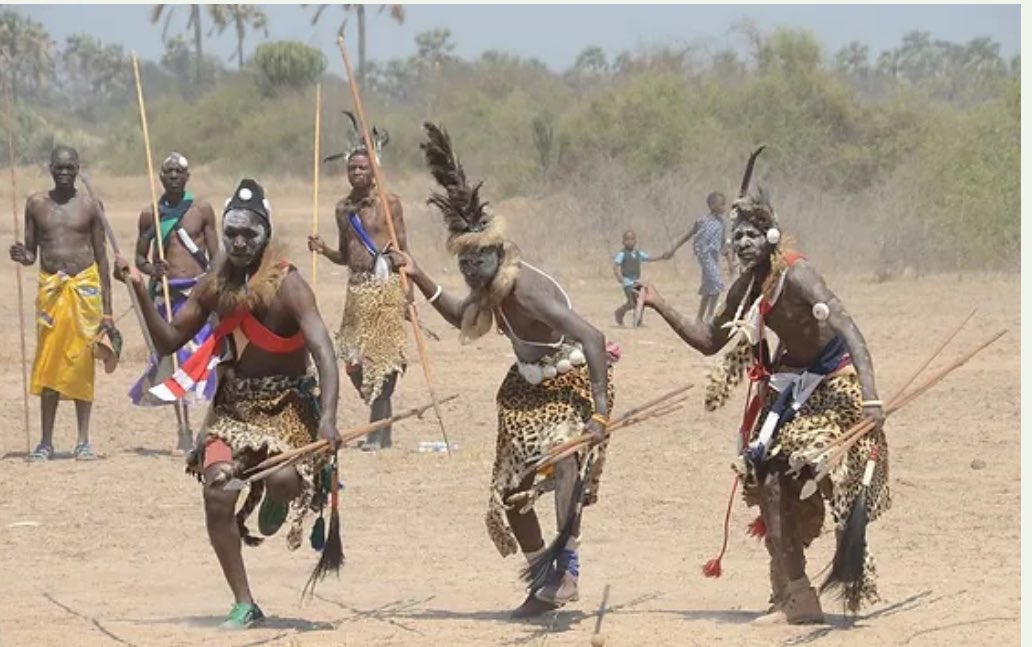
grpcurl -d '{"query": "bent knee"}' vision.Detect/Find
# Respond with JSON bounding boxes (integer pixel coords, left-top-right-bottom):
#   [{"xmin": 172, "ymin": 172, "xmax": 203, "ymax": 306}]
[{"xmin": 264, "ymin": 466, "xmax": 302, "ymax": 503}]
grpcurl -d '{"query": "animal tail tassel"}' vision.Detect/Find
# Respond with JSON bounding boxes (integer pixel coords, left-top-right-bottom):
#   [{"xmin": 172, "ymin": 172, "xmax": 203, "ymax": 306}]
[
  {"xmin": 820, "ymin": 443, "xmax": 879, "ymax": 612},
  {"xmin": 302, "ymin": 456, "xmax": 344, "ymax": 600}
]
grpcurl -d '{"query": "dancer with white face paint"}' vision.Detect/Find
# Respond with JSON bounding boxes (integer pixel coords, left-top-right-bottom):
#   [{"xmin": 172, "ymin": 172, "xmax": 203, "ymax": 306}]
[
  {"xmin": 115, "ymin": 179, "xmax": 343, "ymax": 630},
  {"xmin": 635, "ymin": 148, "xmax": 889, "ymax": 623},
  {"xmin": 391, "ymin": 123, "xmax": 617, "ymax": 618}
]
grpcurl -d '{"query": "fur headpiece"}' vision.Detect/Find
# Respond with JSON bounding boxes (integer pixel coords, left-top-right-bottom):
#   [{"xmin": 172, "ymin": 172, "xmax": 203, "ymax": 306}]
[
  {"xmin": 420, "ymin": 122, "xmax": 506, "ymax": 255},
  {"xmin": 420, "ymin": 121, "xmax": 518, "ymax": 343},
  {"xmin": 323, "ymin": 110, "xmax": 389, "ymax": 165}
]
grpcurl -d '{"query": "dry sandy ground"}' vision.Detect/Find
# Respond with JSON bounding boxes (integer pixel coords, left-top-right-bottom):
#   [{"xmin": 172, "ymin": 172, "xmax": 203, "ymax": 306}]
[{"xmin": 0, "ymin": 175, "xmax": 1020, "ymax": 647}]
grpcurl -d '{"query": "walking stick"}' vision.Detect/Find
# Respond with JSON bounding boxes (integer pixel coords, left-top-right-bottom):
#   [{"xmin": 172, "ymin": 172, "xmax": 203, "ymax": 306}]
[
  {"xmin": 335, "ymin": 35, "xmax": 453, "ymax": 456},
  {"xmin": 311, "ymin": 83, "xmax": 321, "ymax": 287},
  {"xmin": 80, "ymin": 173, "xmax": 160, "ymax": 360},
  {"xmin": 130, "ymin": 53, "xmax": 189, "ymax": 432},
  {"xmin": 2, "ymin": 69, "xmax": 31, "ymax": 454}
]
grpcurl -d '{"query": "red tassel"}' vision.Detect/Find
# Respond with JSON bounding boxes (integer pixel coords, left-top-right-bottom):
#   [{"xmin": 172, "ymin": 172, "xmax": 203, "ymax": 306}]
[
  {"xmin": 747, "ymin": 515, "xmax": 766, "ymax": 539},
  {"xmin": 701, "ymin": 477, "xmax": 738, "ymax": 579}
]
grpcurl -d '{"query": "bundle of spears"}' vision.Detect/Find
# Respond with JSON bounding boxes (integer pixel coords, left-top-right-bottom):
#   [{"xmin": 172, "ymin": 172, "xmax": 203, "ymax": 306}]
[
  {"xmin": 511, "ymin": 384, "xmax": 693, "ymax": 590},
  {"xmin": 783, "ymin": 311, "xmax": 1006, "ymax": 603}
]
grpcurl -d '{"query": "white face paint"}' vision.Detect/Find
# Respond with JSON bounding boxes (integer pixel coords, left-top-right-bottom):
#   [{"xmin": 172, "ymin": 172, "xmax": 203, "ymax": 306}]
[
  {"xmin": 223, "ymin": 209, "xmax": 268, "ymax": 268},
  {"xmin": 731, "ymin": 220, "xmax": 773, "ymax": 270}
]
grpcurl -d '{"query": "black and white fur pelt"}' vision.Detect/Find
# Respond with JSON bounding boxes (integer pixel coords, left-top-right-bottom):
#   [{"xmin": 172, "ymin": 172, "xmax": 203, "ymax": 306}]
[{"xmin": 323, "ymin": 110, "xmax": 389, "ymax": 165}]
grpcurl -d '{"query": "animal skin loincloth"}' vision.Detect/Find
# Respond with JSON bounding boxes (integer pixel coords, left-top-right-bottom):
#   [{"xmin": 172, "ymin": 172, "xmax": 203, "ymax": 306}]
[
  {"xmin": 187, "ymin": 373, "xmax": 329, "ymax": 550},
  {"xmin": 486, "ymin": 352, "xmax": 615, "ymax": 558},
  {"xmin": 736, "ymin": 370, "xmax": 891, "ymax": 610},
  {"xmin": 335, "ymin": 272, "xmax": 407, "ymax": 404}
]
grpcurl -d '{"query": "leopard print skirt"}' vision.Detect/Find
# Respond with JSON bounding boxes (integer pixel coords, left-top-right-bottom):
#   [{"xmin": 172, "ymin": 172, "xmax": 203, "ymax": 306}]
[
  {"xmin": 190, "ymin": 374, "xmax": 328, "ymax": 551},
  {"xmin": 486, "ymin": 363, "xmax": 615, "ymax": 557},
  {"xmin": 335, "ymin": 272, "xmax": 407, "ymax": 404},
  {"xmin": 738, "ymin": 371, "xmax": 891, "ymax": 610}
]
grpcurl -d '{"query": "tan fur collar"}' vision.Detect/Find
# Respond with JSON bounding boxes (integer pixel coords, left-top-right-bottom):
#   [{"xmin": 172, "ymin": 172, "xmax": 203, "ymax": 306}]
[
  {"xmin": 458, "ymin": 241, "xmax": 521, "ymax": 344},
  {"xmin": 200, "ymin": 243, "xmax": 291, "ymax": 316}
]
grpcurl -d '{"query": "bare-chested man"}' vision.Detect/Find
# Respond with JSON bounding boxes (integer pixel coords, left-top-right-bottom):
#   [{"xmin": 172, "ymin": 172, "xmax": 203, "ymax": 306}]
[
  {"xmin": 393, "ymin": 123, "xmax": 616, "ymax": 618},
  {"xmin": 635, "ymin": 152, "xmax": 889, "ymax": 622},
  {"xmin": 128, "ymin": 152, "xmax": 219, "ymax": 452},
  {"xmin": 115, "ymin": 179, "xmax": 342, "ymax": 630},
  {"xmin": 10, "ymin": 146, "xmax": 114, "ymax": 462},
  {"xmin": 308, "ymin": 141, "xmax": 408, "ymax": 451}
]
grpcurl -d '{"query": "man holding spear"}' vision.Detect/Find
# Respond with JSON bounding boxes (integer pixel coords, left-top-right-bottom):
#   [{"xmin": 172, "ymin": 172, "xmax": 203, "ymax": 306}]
[
  {"xmin": 9, "ymin": 146, "xmax": 117, "ymax": 462},
  {"xmin": 392, "ymin": 123, "xmax": 617, "ymax": 618},
  {"xmin": 634, "ymin": 148, "xmax": 889, "ymax": 622},
  {"xmin": 308, "ymin": 120, "xmax": 408, "ymax": 451},
  {"xmin": 114, "ymin": 179, "xmax": 343, "ymax": 629},
  {"xmin": 321, "ymin": 35, "xmax": 452, "ymax": 457},
  {"xmin": 128, "ymin": 151, "xmax": 219, "ymax": 452}
]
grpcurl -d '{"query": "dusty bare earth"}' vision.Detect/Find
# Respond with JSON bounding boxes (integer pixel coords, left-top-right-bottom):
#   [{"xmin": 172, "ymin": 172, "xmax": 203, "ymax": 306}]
[{"xmin": 0, "ymin": 173, "xmax": 1020, "ymax": 647}]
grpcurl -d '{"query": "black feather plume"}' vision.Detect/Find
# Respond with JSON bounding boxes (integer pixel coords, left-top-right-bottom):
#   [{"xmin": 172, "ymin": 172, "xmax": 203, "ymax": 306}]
[{"xmin": 421, "ymin": 122, "xmax": 491, "ymax": 235}]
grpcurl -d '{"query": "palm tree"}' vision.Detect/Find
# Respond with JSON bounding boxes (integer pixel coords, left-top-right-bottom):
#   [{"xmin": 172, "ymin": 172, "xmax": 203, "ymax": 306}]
[
  {"xmin": 150, "ymin": 4, "xmax": 205, "ymax": 83},
  {"xmin": 304, "ymin": 4, "xmax": 405, "ymax": 86},
  {"xmin": 208, "ymin": 4, "xmax": 268, "ymax": 70}
]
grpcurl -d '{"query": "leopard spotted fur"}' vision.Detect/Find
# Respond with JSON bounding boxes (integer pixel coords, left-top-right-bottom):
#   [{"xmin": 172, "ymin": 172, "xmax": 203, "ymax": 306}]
[
  {"xmin": 486, "ymin": 363, "xmax": 615, "ymax": 557},
  {"xmin": 737, "ymin": 372, "xmax": 890, "ymax": 610},
  {"xmin": 335, "ymin": 272, "xmax": 407, "ymax": 404}
]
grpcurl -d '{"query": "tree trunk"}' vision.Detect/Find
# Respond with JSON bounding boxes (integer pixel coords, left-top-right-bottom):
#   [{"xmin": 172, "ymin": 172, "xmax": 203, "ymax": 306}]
[
  {"xmin": 236, "ymin": 20, "xmax": 244, "ymax": 70},
  {"xmin": 192, "ymin": 4, "xmax": 204, "ymax": 84},
  {"xmin": 357, "ymin": 5, "xmax": 367, "ymax": 88}
]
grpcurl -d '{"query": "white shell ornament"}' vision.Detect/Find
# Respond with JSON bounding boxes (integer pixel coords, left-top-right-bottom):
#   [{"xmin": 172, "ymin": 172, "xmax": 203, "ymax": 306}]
[
  {"xmin": 542, "ymin": 365, "xmax": 558, "ymax": 380},
  {"xmin": 812, "ymin": 302, "xmax": 830, "ymax": 321},
  {"xmin": 766, "ymin": 228, "xmax": 781, "ymax": 245},
  {"xmin": 262, "ymin": 198, "xmax": 271, "ymax": 213},
  {"xmin": 569, "ymin": 348, "xmax": 587, "ymax": 366},
  {"xmin": 556, "ymin": 359, "xmax": 573, "ymax": 374},
  {"xmin": 519, "ymin": 363, "xmax": 544, "ymax": 385},
  {"xmin": 238, "ymin": 187, "xmax": 253, "ymax": 200},
  {"xmin": 224, "ymin": 198, "xmax": 231, "ymax": 208}
]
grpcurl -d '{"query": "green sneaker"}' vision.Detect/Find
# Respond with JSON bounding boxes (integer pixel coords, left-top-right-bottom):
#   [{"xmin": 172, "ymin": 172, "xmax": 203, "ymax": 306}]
[
  {"xmin": 258, "ymin": 494, "xmax": 288, "ymax": 537},
  {"xmin": 218, "ymin": 602, "xmax": 265, "ymax": 630}
]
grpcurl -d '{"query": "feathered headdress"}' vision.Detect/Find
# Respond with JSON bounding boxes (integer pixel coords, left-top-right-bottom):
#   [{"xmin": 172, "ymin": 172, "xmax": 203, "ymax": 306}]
[
  {"xmin": 729, "ymin": 145, "xmax": 781, "ymax": 246},
  {"xmin": 323, "ymin": 110, "xmax": 389, "ymax": 165},
  {"xmin": 420, "ymin": 122, "xmax": 519, "ymax": 343},
  {"xmin": 420, "ymin": 122, "xmax": 507, "ymax": 255}
]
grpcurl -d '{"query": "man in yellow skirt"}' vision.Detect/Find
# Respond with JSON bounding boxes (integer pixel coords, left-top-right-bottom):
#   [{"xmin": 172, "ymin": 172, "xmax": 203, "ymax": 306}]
[{"xmin": 10, "ymin": 146, "xmax": 116, "ymax": 462}]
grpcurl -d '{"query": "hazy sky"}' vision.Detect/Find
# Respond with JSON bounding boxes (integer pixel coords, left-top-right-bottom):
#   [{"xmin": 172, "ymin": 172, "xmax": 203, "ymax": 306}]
[{"xmin": 10, "ymin": 3, "xmax": 1021, "ymax": 71}]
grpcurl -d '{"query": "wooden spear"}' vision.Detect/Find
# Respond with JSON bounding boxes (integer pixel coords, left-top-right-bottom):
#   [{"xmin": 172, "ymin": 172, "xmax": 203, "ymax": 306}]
[
  {"xmin": 334, "ymin": 34, "xmax": 452, "ymax": 456},
  {"xmin": 311, "ymin": 83, "xmax": 322, "ymax": 287},
  {"xmin": 130, "ymin": 53, "xmax": 189, "ymax": 431},
  {"xmin": 2, "ymin": 67, "xmax": 31, "ymax": 454}
]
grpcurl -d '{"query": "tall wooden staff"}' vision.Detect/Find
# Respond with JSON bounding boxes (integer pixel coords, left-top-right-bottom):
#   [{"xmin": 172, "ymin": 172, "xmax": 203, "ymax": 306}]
[
  {"xmin": 311, "ymin": 83, "xmax": 322, "ymax": 287},
  {"xmin": 79, "ymin": 172, "xmax": 159, "ymax": 358},
  {"xmin": 130, "ymin": 53, "xmax": 188, "ymax": 428},
  {"xmin": 335, "ymin": 35, "xmax": 452, "ymax": 456},
  {"xmin": 2, "ymin": 69, "xmax": 31, "ymax": 454}
]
